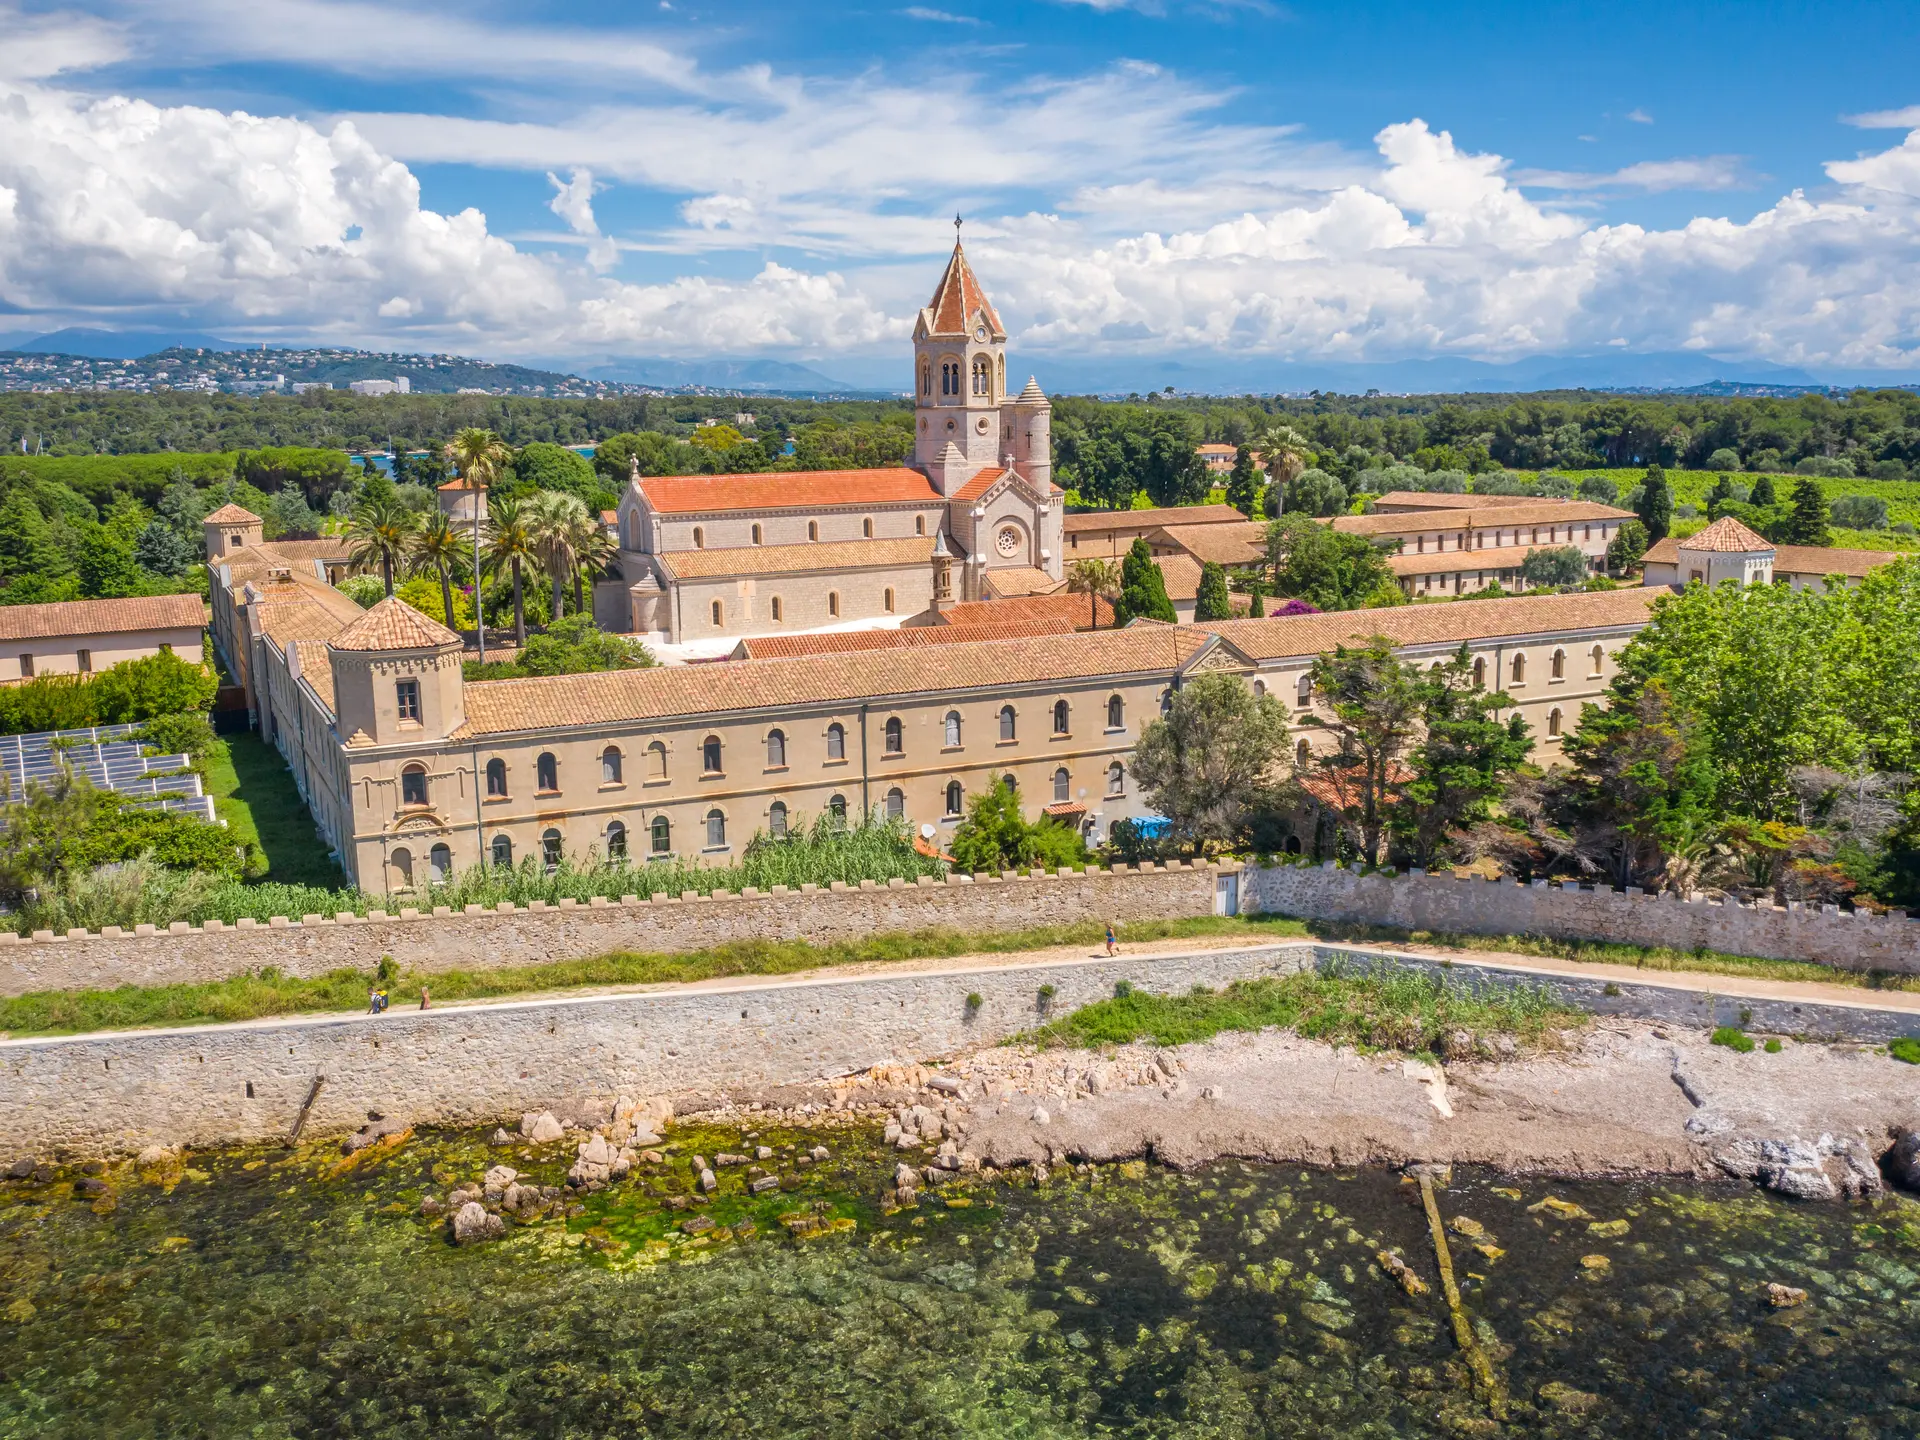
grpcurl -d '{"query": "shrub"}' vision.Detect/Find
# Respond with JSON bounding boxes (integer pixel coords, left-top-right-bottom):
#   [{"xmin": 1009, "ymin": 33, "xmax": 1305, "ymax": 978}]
[
  {"xmin": 1889, "ymin": 1037, "xmax": 1920, "ymax": 1065},
  {"xmin": 1710, "ymin": 1025, "xmax": 1756, "ymax": 1053},
  {"xmin": 965, "ymin": 992, "xmax": 983, "ymax": 1011},
  {"xmin": 1705, "ymin": 448, "xmax": 1742, "ymax": 472},
  {"xmin": 0, "ymin": 652, "xmax": 217, "ymax": 736},
  {"xmin": 338, "ymin": 573, "xmax": 385, "ymax": 607},
  {"xmin": 136, "ymin": 711, "xmax": 216, "ymax": 760},
  {"xmin": 1576, "ymin": 475, "xmax": 1618, "ymax": 505},
  {"xmin": 1764, "ymin": 1038, "xmax": 1783, "ymax": 1054},
  {"xmin": 1829, "ymin": 494, "xmax": 1889, "ymax": 530},
  {"xmin": 1794, "ymin": 455, "xmax": 1855, "ymax": 478},
  {"xmin": 1870, "ymin": 459, "xmax": 1909, "ymax": 481}
]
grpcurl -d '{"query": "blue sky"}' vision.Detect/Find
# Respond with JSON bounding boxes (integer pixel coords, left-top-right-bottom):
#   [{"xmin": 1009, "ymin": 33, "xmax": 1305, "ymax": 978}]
[{"xmin": 3, "ymin": 0, "xmax": 1919, "ymax": 385}]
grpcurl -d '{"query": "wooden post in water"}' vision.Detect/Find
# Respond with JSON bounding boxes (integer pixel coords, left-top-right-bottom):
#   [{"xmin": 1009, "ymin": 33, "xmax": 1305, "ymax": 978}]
[
  {"xmin": 1419, "ymin": 1174, "xmax": 1507, "ymax": 1420},
  {"xmin": 285, "ymin": 1075, "xmax": 326, "ymax": 1147}
]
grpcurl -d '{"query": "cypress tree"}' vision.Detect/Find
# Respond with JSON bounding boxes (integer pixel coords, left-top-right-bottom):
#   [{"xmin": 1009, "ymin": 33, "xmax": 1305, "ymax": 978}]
[
  {"xmin": 1246, "ymin": 575, "xmax": 1266, "ymax": 619},
  {"xmin": 1782, "ymin": 476, "xmax": 1829, "ymax": 546},
  {"xmin": 1224, "ymin": 444, "xmax": 1263, "ymax": 517},
  {"xmin": 1114, "ymin": 537, "xmax": 1177, "ymax": 625},
  {"xmin": 1749, "ymin": 474, "xmax": 1777, "ymax": 507},
  {"xmin": 1193, "ymin": 561, "xmax": 1232, "ymax": 621},
  {"xmin": 1634, "ymin": 464, "xmax": 1673, "ymax": 543}
]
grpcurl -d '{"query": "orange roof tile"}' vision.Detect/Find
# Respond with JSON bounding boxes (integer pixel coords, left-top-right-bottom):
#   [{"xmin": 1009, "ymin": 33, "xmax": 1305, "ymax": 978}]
[
  {"xmin": 1369, "ymin": 491, "xmax": 1504, "ymax": 510},
  {"xmin": 1772, "ymin": 545, "xmax": 1900, "ymax": 578},
  {"xmin": 1388, "ymin": 543, "xmax": 1582, "ymax": 577},
  {"xmin": 733, "ymin": 618, "xmax": 1073, "ymax": 660},
  {"xmin": 327, "ymin": 595, "xmax": 461, "ymax": 652},
  {"xmin": 1151, "ymin": 521, "xmax": 1267, "ymax": 567},
  {"xmin": 637, "ymin": 468, "xmax": 940, "ymax": 515},
  {"xmin": 1333, "ymin": 501, "xmax": 1632, "ymax": 539},
  {"xmin": 289, "ymin": 639, "xmax": 336, "ymax": 712},
  {"xmin": 0, "ymin": 593, "xmax": 205, "ymax": 643},
  {"xmin": 659, "ymin": 536, "xmax": 933, "ymax": 580},
  {"xmin": 1676, "ymin": 516, "xmax": 1772, "ymax": 552},
  {"xmin": 984, "ymin": 567, "xmax": 1063, "ymax": 598},
  {"xmin": 1194, "ymin": 588, "xmax": 1661, "ymax": 661},
  {"xmin": 950, "ymin": 466, "xmax": 1006, "ymax": 502},
  {"xmin": 1064, "ymin": 504, "xmax": 1246, "ymax": 535},
  {"xmin": 933, "ymin": 592, "xmax": 1115, "ymax": 629},
  {"xmin": 462, "ymin": 626, "xmax": 1211, "ymax": 735},
  {"xmin": 203, "ymin": 502, "xmax": 261, "ymax": 524},
  {"xmin": 922, "ymin": 240, "xmax": 1003, "ymax": 337}
]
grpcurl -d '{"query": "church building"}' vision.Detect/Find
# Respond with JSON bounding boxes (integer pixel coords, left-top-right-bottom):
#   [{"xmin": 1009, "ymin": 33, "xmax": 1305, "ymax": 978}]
[{"xmin": 608, "ymin": 239, "xmax": 1063, "ymax": 645}]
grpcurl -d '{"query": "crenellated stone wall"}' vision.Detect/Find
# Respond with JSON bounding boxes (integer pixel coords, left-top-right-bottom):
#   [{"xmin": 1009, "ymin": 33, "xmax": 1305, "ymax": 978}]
[
  {"xmin": 0, "ymin": 863, "xmax": 1234, "ymax": 997},
  {"xmin": 1244, "ymin": 862, "xmax": 1920, "ymax": 974}
]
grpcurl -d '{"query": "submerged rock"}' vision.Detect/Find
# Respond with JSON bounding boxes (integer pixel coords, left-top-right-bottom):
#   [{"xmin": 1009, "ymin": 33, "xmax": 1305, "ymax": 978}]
[
  {"xmin": 1766, "ymin": 1282, "xmax": 1808, "ymax": 1309},
  {"xmin": 1377, "ymin": 1249, "xmax": 1430, "ymax": 1297},
  {"xmin": 450, "ymin": 1201, "xmax": 506, "ymax": 1245}
]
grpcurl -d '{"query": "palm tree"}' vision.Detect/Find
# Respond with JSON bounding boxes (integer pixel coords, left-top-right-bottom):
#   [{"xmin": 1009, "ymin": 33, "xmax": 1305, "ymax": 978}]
[
  {"xmin": 527, "ymin": 490, "xmax": 591, "ymax": 622},
  {"xmin": 483, "ymin": 494, "xmax": 539, "ymax": 645},
  {"xmin": 343, "ymin": 493, "xmax": 419, "ymax": 598},
  {"xmin": 410, "ymin": 509, "xmax": 469, "ymax": 632},
  {"xmin": 1257, "ymin": 424, "xmax": 1312, "ymax": 495},
  {"xmin": 569, "ymin": 509, "xmax": 616, "ymax": 616},
  {"xmin": 1066, "ymin": 557, "xmax": 1119, "ymax": 630},
  {"xmin": 443, "ymin": 428, "xmax": 512, "ymax": 652}
]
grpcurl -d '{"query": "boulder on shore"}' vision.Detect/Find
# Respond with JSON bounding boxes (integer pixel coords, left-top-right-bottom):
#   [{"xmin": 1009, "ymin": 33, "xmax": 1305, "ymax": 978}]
[
  {"xmin": 450, "ymin": 1201, "xmax": 506, "ymax": 1245},
  {"xmin": 520, "ymin": 1111, "xmax": 565, "ymax": 1144}
]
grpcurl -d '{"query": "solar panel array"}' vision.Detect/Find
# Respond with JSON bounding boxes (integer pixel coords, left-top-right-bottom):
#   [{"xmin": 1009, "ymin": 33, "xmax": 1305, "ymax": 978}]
[{"xmin": 0, "ymin": 724, "xmax": 218, "ymax": 823}]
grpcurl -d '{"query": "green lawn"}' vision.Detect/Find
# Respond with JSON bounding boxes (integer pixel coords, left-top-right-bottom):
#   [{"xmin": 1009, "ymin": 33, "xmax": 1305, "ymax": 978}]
[{"xmin": 203, "ymin": 732, "xmax": 347, "ymax": 889}]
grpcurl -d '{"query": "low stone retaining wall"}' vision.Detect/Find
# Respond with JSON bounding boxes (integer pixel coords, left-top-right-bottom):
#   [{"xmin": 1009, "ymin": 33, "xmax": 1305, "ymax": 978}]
[
  {"xmin": 1246, "ymin": 862, "xmax": 1920, "ymax": 976},
  {"xmin": 0, "ymin": 862, "xmax": 1232, "ymax": 998},
  {"xmin": 0, "ymin": 942, "xmax": 1300, "ymax": 1160}
]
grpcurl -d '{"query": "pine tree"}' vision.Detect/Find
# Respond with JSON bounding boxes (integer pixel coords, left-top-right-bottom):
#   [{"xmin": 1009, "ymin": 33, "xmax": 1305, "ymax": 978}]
[
  {"xmin": 75, "ymin": 523, "xmax": 143, "ymax": 599},
  {"xmin": 0, "ymin": 492, "xmax": 61, "ymax": 585},
  {"xmin": 1634, "ymin": 464, "xmax": 1673, "ymax": 543},
  {"xmin": 1749, "ymin": 474, "xmax": 1777, "ymax": 507},
  {"xmin": 1193, "ymin": 561, "xmax": 1232, "ymax": 621},
  {"xmin": 1114, "ymin": 537, "xmax": 1176, "ymax": 625},
  {"xmin": 1224, "ymin": 444, "xmax": 1263, "ymax": 517},
  {"xmin": 1782, "ymin": 477, "xmax": 1829, "ymax": 546}
]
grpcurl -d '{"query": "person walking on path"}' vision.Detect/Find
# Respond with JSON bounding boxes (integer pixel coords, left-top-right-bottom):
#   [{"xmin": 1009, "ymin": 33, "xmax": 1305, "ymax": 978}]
[
  {"xmin": 420, "ymin": 986, "xmax": 431, "ymax": 1010},
  {"xmin": 1105, "ymin": 922, "xmax": 1119, "ymax": 957}
]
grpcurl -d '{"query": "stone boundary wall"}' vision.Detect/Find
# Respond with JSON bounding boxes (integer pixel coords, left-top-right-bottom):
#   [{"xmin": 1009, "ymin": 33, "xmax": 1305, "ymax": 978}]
[
  {"xmin": 1245, "ymin": 862, "xmax": 1920, "ymax": 975},
  {"xmin": 0, "ymin": 862, "xmax": 1232, "ymax": 998},
  {"xmin": 0, "ymin": 943, "xmax": 1300, "ymax": 1160}
]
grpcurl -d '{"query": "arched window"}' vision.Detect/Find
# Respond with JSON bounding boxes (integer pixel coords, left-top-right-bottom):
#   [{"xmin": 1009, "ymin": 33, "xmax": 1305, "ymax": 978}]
[
  {"xmin": 606, "ymin": 820, "xmax": 627, "ymax": 860},
  {"xmin": 401, "ymin": 764, "xmax": 428, "ymax": 807},
  {"xmin": 647, "ymin": 741, "xmax": 667, "ymax": 779},
  {"xmin": 705, "ymin": 809, "xmax": 726, "ymax": 848},
  {"xmin": 885, "ymin": 787, "xmax": 905, "ymax": 819},
  {"xmin": 1107, "ymin": 762, "xmax": 1125, "ymax": 796},
  {"xmin": 490, "ymin": 833, "xmax": 512, "ymax": 867},
  {"xmin": 766, "ymin": 729, "xmax": 786, "ymax": 767},
  {"xmin": 1252, "ymin": 679, "xmax": 1266, "ymax": 699},
  {"xmin": 1160, "ymin": 688, "xmax": 1173, "ymax": 716},
  {"xmin": 915, "ymin": 515, "xmax": 926, "ymax": 536},
  {"xmin": 862, "ymin": 517, "xmax": 874, "ymax": 539},
  {"xmin": 828, "ymin": 592, "xmax": 840, "ymax": 617},
  {"xmin": 702, "ymin": 736, "xmax": 722, "ymax": 773},
  {"xmin": 826, "ymin": 723, "xmax": 846, "ymax": 760},
  {"xmin": 541, "ymin": 828, "xmax": 563, "ymax": 871},
  {"xmin": 884, "ymin": 716, "xmax": 904, "ymax": 755},
  {"xmin": 1295, "ymin": 674, "xmax": 1312, "ymax": 706},
  {"xmin": 884, "ymin": 586, "xmax": 895, "ymax": 613},
  {"xmin": 1547, "ymin": 708, "xmax": 1564, "ymax": 738},
  {"xmin": 1511, "ymin": 652, "xmax": 1526, "ymax": 684},
  {"xmin": 1000, "ymin": 773, "xmax": 1018, "ymax": 795},
  {"xmin": 945, "ymin": 780, "xmax": 963, "ymax": 816},
  {"xmin": 1053, "ymin": 767, "xmax": 1071, "ymax": 802},
  {"xmin": 998, "ymin": 705, "xmax": 1016, "ymax": 741},
  {"xmin": 1295, "ymin": 739, "xmax": 1311, "ymax": 769},
  {"xmin": 1590, "ymin": 643, "xmax": 1605, "ymax": 677},
  {"xmin": 771, "ymin": 596, "xmax": 783, "ymax": 621},
  {"xmin": 1052, "ymin": 699, "xmax": 1069, "ymax": 735},
  {"xmin": 711, "ymin": 599, "xmax": 723, "ymax": 627},
  {"xmin": 428, "ymin": 843, "xmax": 451, "ymax": 881},
  {"xmin": 537, "ymin": 752, "xmax": 558, "ymax": 791},
  {"xmin": 485, "ymin": 757, "xmax": 507, "ymax": 797},
  {"xmin": 921, "ymin": 362, "xmax": 931, "ymax": 397},
  {"xmin": 829, "ymin": 793, "xmax": 848, "ymax": 826},
  {"xmin": 650, "ymin": 816, "xmax": 671, "ymax": 854},
  {"xmin": 944, "ymin": 710, "xmax": 962, "ymax": 747},
  {"xmin": 1471, "ymin": 657, "xmax": 1486, "ymax": 688},
  {"xmin": 1550, "ymin": 648, "xmax": 1566, "ymax": 680},
  {"xmin": 390, "ymin": 848, "xmax": 413, "ymax": 887},
  {"xmin": 808, "ymin": 520, "xmax": 819, "ymax": 542},
  {"xmin": 769, "ymin": 800, "xmax": 789, "ymax": 838},
  {"xmin": 692, "ymin": 526, "xmax": 705, "ymax": 549},
  {"xmin": 601, "ymin": 746, "xmax": 623, "ymax": 784},
  {"xmin": 750, "ymin": 523, "xmax": 763, "ymax": 545},
  {"xmin": 1106, "ymin": 694, "xmax": 1124, "ymax": 729}
]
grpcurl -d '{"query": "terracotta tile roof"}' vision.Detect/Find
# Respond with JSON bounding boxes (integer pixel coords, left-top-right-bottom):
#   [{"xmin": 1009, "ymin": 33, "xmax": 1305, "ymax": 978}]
[
  {"xmin": 1064, "ymin": 504, "xmax": 1246, "ymax": 536},
  {"xmin": 263, "ymin": 538, "xmax": 353, "ymax": 563},
  {"xmin": 1370, "ymin": 491, "xmax": 1504, "ymax": 510},
  {"xmin": 950, "ymin": 467, "xmax": 1006, "ymax": 502},
  {"xmin": 462, "ymin": 626, "xmax": 1211, "ymax": 736},
  {"xmin": 1195, "ymin": 588, "xmax": 1661, "ymax": 661},
  {"xmin": 1196, "ymin": 443, "xmax": 1238, "ymax": 457},
  {"xmin": 253, "ymin": 591, "xmax": 361, "ymax": 647},
  {"xmin": 327, "ymin": 595, "xmax": 461, "ymax": 652},
  {"xmin": 437, "ymin": 477, "xmax": 482, "ymax": 491},
  {"xmin": 659, "ymin": 536, "xmax": 934, "ymax": 581},
  {"xmin": 1155, "ymin": 553, "xmax": 1206, "ymax": 602},
  {"xmin": 203, "ymin": 502, "xmax": 261, "ymax": 524},
  {"xmin": 984, "ymin": 567, "xmax": 1063, "ymax": 598},
  {"xmin": 1043, "ymin": 801, "xmax": 1088, "ymax": 817},
  {"xmin": 0, "ymin": 593, "xmax": 205, "ymax": 643},
  {"xmin": 733, "ymin": 618, "xmax": 1072, "ymax": 660},
  {"xmin": 1297, "ymin": 760, "xmax": 1415, "ymax": 812},
  {"xmin": 290, "ymin": 639, "xmax": 336, "ymax": 712},
  {"xmin": 637, "ymin": 468, "xmax": 940, "ymax": 515},
  {"xmin": 934, "ymin": 592, "xmax": 1115, "ymax": 629},
  {"xmin": 1388, "ymin": 543, "xmax": 1579, "ymax": 577},
  {"xmin": 1151, "ymin": 521, "xmax": 1267, "ymax": 566},
  {"xmin": 1333, "ymin": 501, "xmax": 1632, "ymax": 538},
  {"xmin": 1772, "ymin": 545, "xmax": 1899, "ymax": 578},
  {"xmin": 1675, "ymin": 516, "xmax": 1772, "ymax": 552},
  {"xmin": 922, "ymin": 240, "xmax": 1003, "ymax": 337}
]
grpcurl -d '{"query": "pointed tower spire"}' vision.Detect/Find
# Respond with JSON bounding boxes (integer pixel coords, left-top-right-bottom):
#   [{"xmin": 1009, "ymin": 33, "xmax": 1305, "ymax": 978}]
[{"xmin": 921, "ymin": 233, "xmax": 1003, "ymax": 339}]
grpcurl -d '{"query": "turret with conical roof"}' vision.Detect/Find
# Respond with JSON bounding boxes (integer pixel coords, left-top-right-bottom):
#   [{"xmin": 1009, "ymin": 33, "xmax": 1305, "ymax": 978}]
[{"xmin": 327, "ymin": 595, "xmax": 466, "ymax": 746}]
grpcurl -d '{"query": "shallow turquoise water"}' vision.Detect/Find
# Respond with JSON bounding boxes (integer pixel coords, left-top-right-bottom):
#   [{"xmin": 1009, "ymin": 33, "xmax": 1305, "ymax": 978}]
[{"xmin": 1, "ymin": 1122, "xmax": 1917, "ymax": 1438}]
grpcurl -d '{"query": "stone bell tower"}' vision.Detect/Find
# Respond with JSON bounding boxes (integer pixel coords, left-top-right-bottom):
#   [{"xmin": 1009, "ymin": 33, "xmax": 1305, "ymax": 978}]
[{"xmin": 914, "ymin": 221, "xmax": 1009, "ymax": 494}]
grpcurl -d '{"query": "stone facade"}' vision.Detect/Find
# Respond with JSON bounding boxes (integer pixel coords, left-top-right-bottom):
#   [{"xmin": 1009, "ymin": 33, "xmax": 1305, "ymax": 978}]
[
  {"xmin": 1243, "ymin": 861, "xmax": 1920, "ymax": 974},
  {"xmin": 0, "ymin": 862, "xmax": 1229, "ymax": 998}
]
